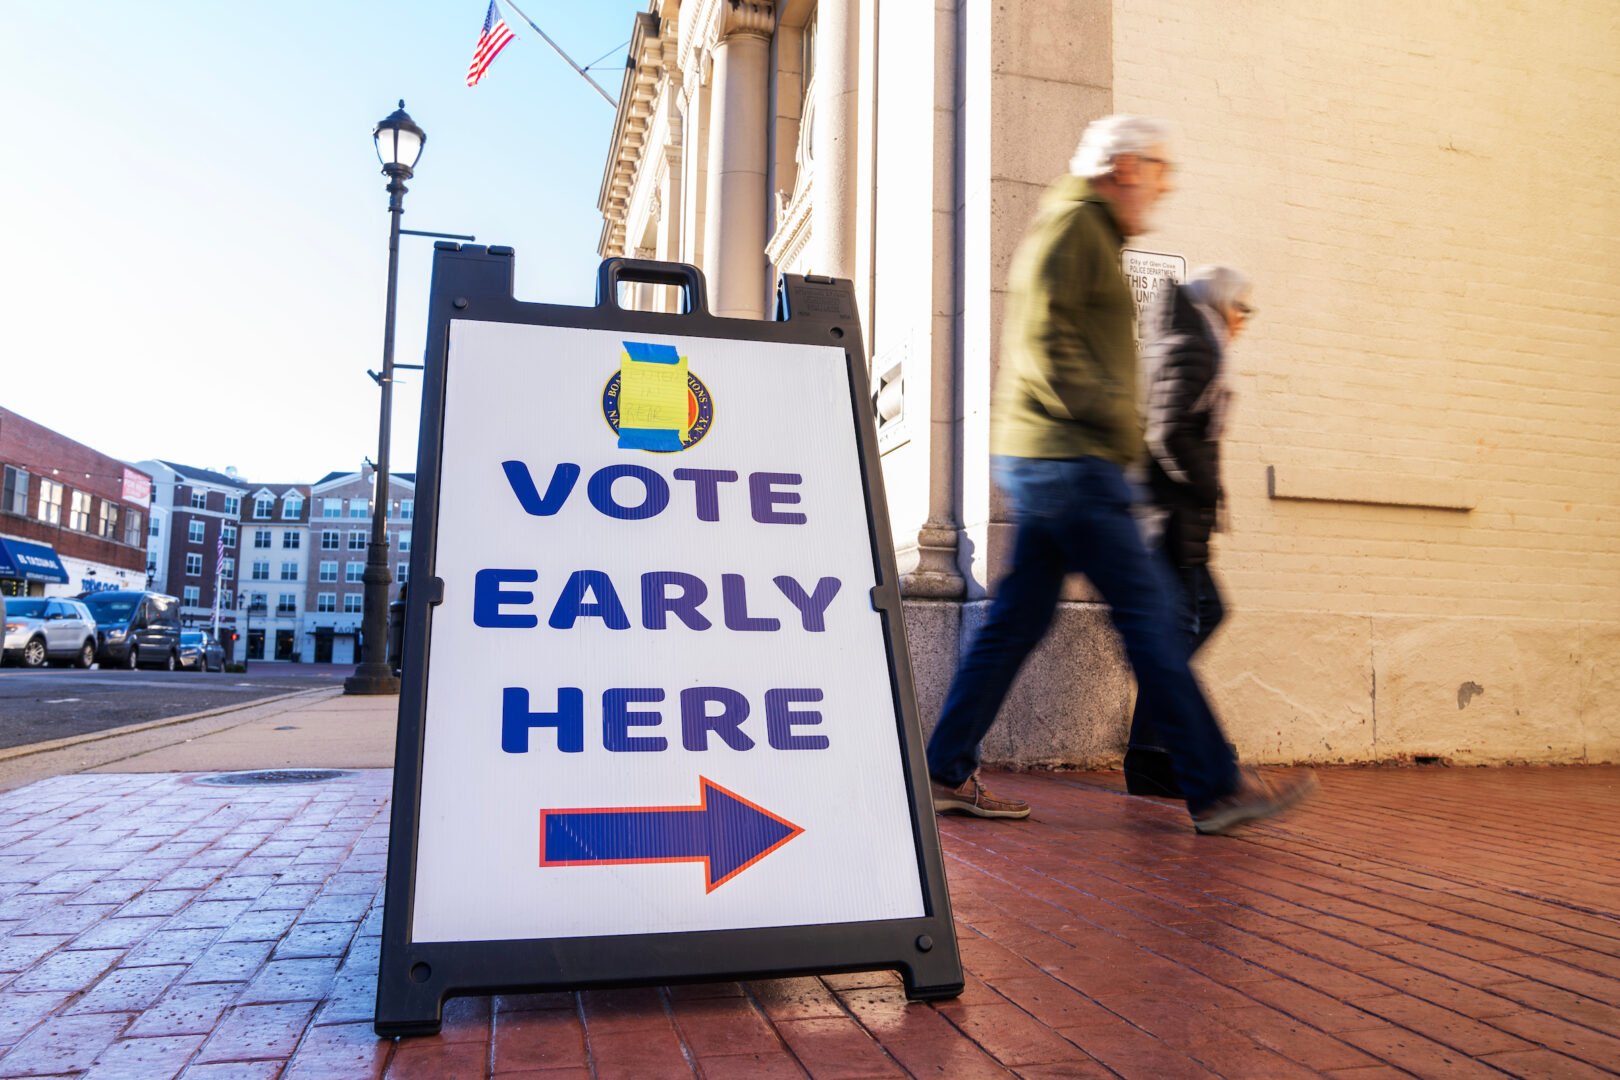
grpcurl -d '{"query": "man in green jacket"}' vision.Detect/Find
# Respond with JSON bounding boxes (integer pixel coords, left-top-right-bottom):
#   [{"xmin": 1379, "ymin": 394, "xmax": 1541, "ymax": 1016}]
[{"xmin": 927, "ymin": 114, "xmax": 1315, "ymax": 834}]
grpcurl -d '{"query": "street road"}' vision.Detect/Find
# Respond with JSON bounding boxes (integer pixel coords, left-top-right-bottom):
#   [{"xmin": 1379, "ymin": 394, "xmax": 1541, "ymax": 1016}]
[{"xmin": 0, "ymin": 666, "xmax": 352, "ymax": 750}]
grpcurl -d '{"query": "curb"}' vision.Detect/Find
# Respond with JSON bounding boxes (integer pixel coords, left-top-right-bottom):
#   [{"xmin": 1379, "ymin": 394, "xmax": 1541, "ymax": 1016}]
[{"xmin": 0, "ymin": 686, "xmax": 341, "ymax": 764}]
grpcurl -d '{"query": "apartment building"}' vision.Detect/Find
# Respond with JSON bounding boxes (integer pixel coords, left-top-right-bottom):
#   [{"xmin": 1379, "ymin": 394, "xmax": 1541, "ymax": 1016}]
[
  {"xmin": 135, "ymin": 461, "xmax": 248, "ymax": 626},
  {"xmin": 238, "ymin": 483, "xmax": 312, "ymax": 661},
  {"xmin": 304, "ymin": 467, "xmax": 414, "ymax": 664}
]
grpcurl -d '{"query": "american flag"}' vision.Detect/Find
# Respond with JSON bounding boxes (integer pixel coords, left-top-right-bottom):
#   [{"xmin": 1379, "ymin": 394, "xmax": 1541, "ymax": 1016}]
[
  {"xmin": 467, "ymin": 1, "xmax": 515, "ymax": 87},
  {"xmin": 215, "ymin": 537, "xmax": 225, "ymax": 575}
]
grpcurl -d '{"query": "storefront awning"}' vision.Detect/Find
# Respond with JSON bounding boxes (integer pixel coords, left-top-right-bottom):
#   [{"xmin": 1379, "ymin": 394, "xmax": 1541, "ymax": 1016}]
[{"xmin": 0, "ymin": 538, "xmax": 70, "ymax": 584}]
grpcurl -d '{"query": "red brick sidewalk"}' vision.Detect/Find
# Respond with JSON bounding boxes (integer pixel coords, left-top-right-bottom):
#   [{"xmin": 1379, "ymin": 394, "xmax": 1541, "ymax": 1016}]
[{"xmin": 0, "ymin": 766, "xmax": 1614, "ymax": 1079}]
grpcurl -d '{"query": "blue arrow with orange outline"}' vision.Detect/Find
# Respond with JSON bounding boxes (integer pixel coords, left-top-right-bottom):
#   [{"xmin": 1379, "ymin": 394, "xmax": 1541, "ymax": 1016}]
[{"xmin": 540, "ymin": 777, "xmax": 804, "ymax": 892}]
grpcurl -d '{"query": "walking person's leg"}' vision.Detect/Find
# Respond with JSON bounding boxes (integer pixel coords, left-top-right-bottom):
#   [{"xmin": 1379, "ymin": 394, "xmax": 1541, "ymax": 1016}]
[
  {"xmin": 1123, "ymin": 541, "xmax": 1202, "ymax": 797},
  {"xmin": 1051, "ymin": 460, "xmax": 1239, "ymax": 810},
  {"xmin": 926, "ymin": 459, "xmax": 1068, "ymax": 818}
]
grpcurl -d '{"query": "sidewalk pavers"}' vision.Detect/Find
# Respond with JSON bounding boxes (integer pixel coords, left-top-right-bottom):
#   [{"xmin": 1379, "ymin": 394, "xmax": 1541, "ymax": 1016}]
[{"xmin": 0, "ymin": 764, "xmax": 1610, "ymax": 1078}]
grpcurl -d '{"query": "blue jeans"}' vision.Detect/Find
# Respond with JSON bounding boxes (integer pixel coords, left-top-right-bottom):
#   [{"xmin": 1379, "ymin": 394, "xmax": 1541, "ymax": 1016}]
[
  {"xmin": 1127, "ymin": 555, "xmax": 1225, "ymax": 760},
  {"xmin": 926, "ymin": 456, "xmax": 1240, "ymax": 813}
]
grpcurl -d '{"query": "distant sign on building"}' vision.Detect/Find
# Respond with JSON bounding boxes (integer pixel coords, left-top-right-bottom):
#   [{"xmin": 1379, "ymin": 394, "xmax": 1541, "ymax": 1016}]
[
  {"xmin": 1123, "ymin": 248, "xmax": 1187, "ymax": 339},
  {"xmin": 121, "ymin": 467, "xmax": 152, "ymax": 509}
]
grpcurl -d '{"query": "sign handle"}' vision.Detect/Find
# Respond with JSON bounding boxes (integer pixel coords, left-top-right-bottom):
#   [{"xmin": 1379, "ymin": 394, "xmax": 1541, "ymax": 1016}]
[{"xmin": 595, "ymin": 257, "xmax": 710, "ymax": 316}]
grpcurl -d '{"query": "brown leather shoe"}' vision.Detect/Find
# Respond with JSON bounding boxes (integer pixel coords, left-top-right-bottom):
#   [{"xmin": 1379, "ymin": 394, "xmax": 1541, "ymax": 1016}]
[
  {"xmin": 1193, "ymin": 767, "xmax": 1318, "ymax": 835},
  {"xmin": 930, "ymin": 773, "xmax": 1031, "ymax": 819}
]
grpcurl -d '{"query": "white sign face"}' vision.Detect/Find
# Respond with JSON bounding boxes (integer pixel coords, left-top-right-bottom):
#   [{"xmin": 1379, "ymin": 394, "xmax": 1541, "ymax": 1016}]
[
  {"xmin": 1122, "ymin": 248, "xmax": 1187, "ymax": 339},
  {"xmin": 411, "ymin": 320, "xmax": 926, "ymax": 944}
]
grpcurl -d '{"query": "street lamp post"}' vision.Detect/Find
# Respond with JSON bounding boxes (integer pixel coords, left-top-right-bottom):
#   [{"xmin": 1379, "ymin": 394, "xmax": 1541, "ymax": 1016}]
[
  {"xmin": 236, "ymin": 593, "xmax": 255, "ymax": 675},
  {"xmin": 346, "ymin": 100, "xmax": 424, "ymax": 696}
]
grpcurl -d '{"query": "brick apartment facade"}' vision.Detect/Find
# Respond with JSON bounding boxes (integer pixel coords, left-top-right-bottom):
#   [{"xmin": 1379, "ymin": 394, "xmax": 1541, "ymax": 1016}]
[
  {"xmin": 136, "ymin": 461, "xmax": 249, "ymax": 627},
  {"xmin": 0, "ymin": 408, "xmax": 150, "ymax": 598},
  {"xmin": 238, "ymin": 483, "xmax": 311, "ymax": 661},
  {"xmin": 305, "ymin": 468, "xmax": 414, "ymax": 664}
]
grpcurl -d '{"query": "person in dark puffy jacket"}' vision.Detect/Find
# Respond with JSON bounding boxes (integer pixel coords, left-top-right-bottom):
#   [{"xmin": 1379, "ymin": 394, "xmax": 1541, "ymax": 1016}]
[{"xmin": 1124, "ymin": 266, "xmax": 1253, "ymax": 797}]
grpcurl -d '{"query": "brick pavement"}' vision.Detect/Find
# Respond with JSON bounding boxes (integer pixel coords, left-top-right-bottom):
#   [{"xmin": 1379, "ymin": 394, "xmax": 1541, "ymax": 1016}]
[{"xmin": 0, "ymin": 765, "xmax": 1613, "ymax": 1078}]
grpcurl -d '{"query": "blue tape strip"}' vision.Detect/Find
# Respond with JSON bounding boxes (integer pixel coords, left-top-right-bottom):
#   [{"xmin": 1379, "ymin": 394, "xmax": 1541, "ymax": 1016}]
[
  {"xmin": 622, "ymin": 341, "xmax": 681, "ymax": 365},
  {"xmin": 618, "ymin": 427, "xmax": 685, "ymax": 452}
]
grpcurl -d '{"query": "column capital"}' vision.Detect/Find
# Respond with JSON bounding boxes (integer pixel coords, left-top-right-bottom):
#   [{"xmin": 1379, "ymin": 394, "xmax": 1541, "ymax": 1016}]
[{"xmin": 719, "ymin": 0, "xmax": 775, "ymax": 40}]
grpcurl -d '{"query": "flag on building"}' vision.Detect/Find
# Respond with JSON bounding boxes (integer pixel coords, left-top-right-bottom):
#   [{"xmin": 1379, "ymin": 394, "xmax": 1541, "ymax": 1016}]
[{"xmin": 467, "ymin": 1, "xmax": 515, "ymax": 87}]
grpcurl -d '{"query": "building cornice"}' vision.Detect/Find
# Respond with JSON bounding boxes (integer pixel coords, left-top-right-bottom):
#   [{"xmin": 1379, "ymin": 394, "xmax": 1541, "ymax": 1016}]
[{"xmin": 598, "ymin": 12, "xmax": 667, "ymax": 259}]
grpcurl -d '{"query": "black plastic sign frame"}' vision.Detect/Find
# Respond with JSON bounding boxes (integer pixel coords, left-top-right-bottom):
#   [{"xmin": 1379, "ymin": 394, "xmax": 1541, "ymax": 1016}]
[{"xmin": 374, "ymin": 247, "xmax": 963, "ymax": 1035}]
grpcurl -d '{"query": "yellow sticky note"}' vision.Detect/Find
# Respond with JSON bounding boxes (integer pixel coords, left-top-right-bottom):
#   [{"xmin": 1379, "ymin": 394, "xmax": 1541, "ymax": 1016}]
[{"xmin": 619, "ymin": 353, "xmax": 690, "ymax": 436}]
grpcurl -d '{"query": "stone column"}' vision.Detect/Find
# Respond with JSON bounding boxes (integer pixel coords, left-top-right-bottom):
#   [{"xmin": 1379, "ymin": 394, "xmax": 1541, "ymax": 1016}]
[
  {"xmin": 812, "ymin": 0, "xmax": 859, "ymax": 279},
  {"xmin": 701, "ymin": 1, "xmax": 774, "ymax": 319}
]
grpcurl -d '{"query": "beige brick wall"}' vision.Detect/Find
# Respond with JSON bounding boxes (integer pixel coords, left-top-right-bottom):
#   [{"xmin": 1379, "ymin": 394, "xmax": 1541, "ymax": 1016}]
[{"xmin": 1108, "ymin": 0, "xmax": 1620, "ymax": 762}]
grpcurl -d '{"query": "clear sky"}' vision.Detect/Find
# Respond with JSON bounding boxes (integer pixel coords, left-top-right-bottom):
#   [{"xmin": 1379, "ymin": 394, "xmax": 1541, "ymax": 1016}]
[{"xmin": 0, "ymin": 0, "xmax": 647, "ymax": 483}]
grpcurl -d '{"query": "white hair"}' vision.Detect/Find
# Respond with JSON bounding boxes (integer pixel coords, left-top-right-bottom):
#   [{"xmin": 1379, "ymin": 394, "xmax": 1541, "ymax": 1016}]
[
  {"xmin": 1184, "ymin": 265, "xmax": 1252, "ymax": 315},
  {"xmin": 1068, "ymin": 115, "xmax": 1173, "ymax": 178}
]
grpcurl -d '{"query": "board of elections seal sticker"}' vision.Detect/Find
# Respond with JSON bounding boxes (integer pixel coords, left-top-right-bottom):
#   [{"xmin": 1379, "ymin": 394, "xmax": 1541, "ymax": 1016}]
[{"xmin": 602, "ymin": 340, "xmax": 714, "ymax": 452}]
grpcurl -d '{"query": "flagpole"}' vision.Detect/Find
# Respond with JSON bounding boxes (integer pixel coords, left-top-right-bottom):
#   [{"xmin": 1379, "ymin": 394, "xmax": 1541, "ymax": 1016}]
[{"xmin": 496, "ymin": 0, "xmax": 618, "ymax": 107}]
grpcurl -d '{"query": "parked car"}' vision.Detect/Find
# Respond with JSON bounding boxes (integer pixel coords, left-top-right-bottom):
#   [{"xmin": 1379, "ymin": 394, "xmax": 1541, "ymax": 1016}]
[
  {"xmin": 179, "ymin": 630, "xmax": 225, "ymax": 672},
  {"xmin": 2, "ymin": 597, "xmax": 99, "ymax": 668},
  {"xmin": 78, "ymin": 591, "xmax": 182, "ymax": 670}
]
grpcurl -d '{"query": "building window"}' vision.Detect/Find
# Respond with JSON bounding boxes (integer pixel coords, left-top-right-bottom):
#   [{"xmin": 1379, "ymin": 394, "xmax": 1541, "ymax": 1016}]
[
  {"xmin": 191, "ymin": 491, "xmax": 208, "ymax": 510},
  {"xmin": 321, "ymin": 530, "xmax": 339, "ymax": 550},
  {"xmin": 2, "ymin": 466, "xmax": 28, "ymax": 515},
  {"xmin": 317, "ymin": 593, "xmax": 337, "ymax": 613},
  {"xmin": 183, "ymin": 585, "xmax": 201, "ymax": 607},
  {"xmin": 186, "ymin": 553, "xmax": 203, "ymax": 576},
  {"xmin": 349, "ymin": 500, "xmax": 368, "ymax": 519},
  {"xmin": 222, "ymin": 524, "xmax": 236, "ymax": 548},
  {"xmin": 397, "ymin": 562, "xmax": 410, "ymax": 584},
  {"xmin": 343, "ymin": 593, "xmax": 364, "ymax": 613},
  {"xmin": 280, "ymin": 562, "xmax": 298, "ymax": 581},
  {"xmin": 219, "ymin": 588, "xmax": 232, "ymax": 609},
  {"xmin": 150, "ymin": 521, "xmax": 161, "ymax": 537},
  {"xmin": 400, "ymin": 531, "xmax": 412, "ymax": 553},
  {"xmin": 224, "ymin": 495, "xmax": 240, "ymax": 515},
  {"xmin": 188, "ymin": 519, "xmax": 206, "ymax": 544},
  {"xmin": 100, "ymin": 502, "xmax": 120, "ymax": 540},
  {"xmin": 282, "ymin": 495, "xmax": 304, "ymax": 519},
  {"xmin": 254, "ymin": 497, "xmax": 273, "ymax": 519},
  {"xmin": 282, "ymin": 530, "xmax": 300, "ymax": 549},
  {"xmin": 36, "ymin": 479, "xmax": 63, "ymax": 524},
  {"xmin": 401, "ymin": 499, "xmax": 414, "ymax": 521},
  {"xmin": 125, "ymin": 509, "xmax": 144, "ymax": 546},
  {"xmin": 278, "ymin": 593, "xmax": 298, "ymax": 615},
  {"xmin": 248, "ymin": 592, "xmax": 267, "ymax": 611},
  {"xmin": 251, "ymin": 561, "xmax": 270, "ymax": 580},
  {"xmin": 348, "ymin": 531, "xmax": 366, "ymax": 551},
  {"xmin": 69, "ymin": 491, "xmax": 92, "ymax": 531},
  {"xmin": 319, "ymin": 561, "xmax": 338, "ymax": 582},
  {"xmin": 221, "ymin": 557, "xmax": 235, "ymax": 579},
  {"xmin": 346, "ymin": 561, "xmax": 364, "ymax": 583},
  {"xmin": 254, "ymin": 529, "xmax": 272, "ymax": 549},
  {"xmin": 323, "ymin": 498, "xmax": 342, "ymax": 518}
]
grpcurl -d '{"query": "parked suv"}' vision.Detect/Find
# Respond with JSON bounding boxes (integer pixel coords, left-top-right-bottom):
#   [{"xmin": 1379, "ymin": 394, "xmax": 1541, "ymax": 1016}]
[
  {"xmin": 3, "ymin": 597, "xmax": 99, "ymax": 668},
  {"xmin": 79, "ymin": 591, "xmax": 182, "ymax": 670},
  {"xmin": 179, "ymin": 630, "xmax": 225, "ymax": 672}
]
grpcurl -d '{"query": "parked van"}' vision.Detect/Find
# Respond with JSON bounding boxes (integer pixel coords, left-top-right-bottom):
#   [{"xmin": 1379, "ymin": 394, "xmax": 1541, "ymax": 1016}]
[{"xmin": 79, "ymin": 590, "xmax": 183, "ymax": 670}]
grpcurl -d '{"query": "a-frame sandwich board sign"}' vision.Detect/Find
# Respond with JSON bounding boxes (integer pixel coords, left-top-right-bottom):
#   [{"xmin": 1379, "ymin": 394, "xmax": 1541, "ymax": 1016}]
[{"xmin": 374, "ymin": 247, "xmax": 963, "ymax": 1036}]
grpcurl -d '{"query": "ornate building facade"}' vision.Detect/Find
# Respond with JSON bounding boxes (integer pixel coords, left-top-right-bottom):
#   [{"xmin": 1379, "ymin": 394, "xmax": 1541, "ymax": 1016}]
[{"xmin": 598, "ymin": 0, "xmax": 1620, "ymax": 767}]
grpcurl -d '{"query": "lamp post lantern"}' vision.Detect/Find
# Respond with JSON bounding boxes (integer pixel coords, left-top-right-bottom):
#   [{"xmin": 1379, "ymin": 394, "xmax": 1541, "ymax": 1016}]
[{"xmin": 346, "ymin": 100, "xmax": 424, "ymax": 695}]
